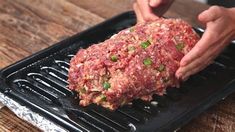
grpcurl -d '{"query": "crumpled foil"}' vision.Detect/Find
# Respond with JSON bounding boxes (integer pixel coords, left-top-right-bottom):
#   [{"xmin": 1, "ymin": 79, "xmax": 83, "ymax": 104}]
[{"xmin": 0, "ymin": 92, "xmax": 67, "ymax": 132}]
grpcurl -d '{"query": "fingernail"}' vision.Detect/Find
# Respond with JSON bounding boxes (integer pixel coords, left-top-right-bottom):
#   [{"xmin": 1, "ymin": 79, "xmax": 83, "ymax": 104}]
[
  {"xmin": 182, "ymin": 76, "xmax": 189, "ymax": 81},
  {"xmin": 176, "ymin": 72, "xmax": 182, "ymax": 79},
  {"xmin": 149, "ymin": 0, "xmax": 159, "ymax": 7}
]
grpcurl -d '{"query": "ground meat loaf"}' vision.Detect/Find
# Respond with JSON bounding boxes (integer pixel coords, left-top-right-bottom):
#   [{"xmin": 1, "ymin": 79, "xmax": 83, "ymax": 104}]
[{"xmin": 68, "ymin": 18, "xmax": 200, "ymax": 110}]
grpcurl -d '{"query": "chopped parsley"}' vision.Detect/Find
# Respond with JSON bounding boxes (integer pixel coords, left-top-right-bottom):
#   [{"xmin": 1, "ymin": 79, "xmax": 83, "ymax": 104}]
[
  {"xmin": 176, "ymin": 42, "xmax": 185, "ymax": 51},
  {"xmin": 128, "ymin": 46, "xmax": 135, "ymax": 51},
  {"xmin": 158, "ymin": 64, "xmax": 165, "ymax": 72},
  {"xmin": 110, "ymin": 55, "xmax": 118, "ymax": 62},
  {"xmin": 129, "ymin": 28, "xmax": 134, "ymax": 32},
  {"xmin": 103, "ymin": 82, "xmax": 111, "ymax": 90},
  {"xmin": 143, "ymin": 58, "xmax": 152, "ymax": 66},
  {"xmin": 163, "ymin": 77, "xmax": 169, "ymax": 83},
  {"xmin": 100, "ymin": 94, "xmax": 107, "ymax": 101},
  {"xmin": 80, "ymin": 87, "xmax": 86, "ymax": 93},
  {"xmin": 140, "ymin": 40, "xmax": 151, "ymax": 49}
]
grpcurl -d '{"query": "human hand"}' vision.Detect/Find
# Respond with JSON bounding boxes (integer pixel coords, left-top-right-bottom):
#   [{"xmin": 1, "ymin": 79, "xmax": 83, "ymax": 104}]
[
  {"xmin": 133, "ymin": 0, "xmax": 174, "ymax": 22},
  {"xmin": 176, "ymin": 6, "xmax": 235, "ymax": 80}
]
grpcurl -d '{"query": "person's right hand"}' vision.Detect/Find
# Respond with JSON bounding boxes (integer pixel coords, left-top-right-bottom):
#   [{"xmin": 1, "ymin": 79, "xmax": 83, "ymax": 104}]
[
  {"xmin": 176, "ymin": 6, "xmax": 235, "ymax": 80},
  {"xmin": 133, "ymin": 0, "xmax": 174, "ymax": 22}
]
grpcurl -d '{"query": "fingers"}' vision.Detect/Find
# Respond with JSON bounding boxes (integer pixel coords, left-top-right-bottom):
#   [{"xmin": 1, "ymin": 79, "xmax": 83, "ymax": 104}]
[
  {"xmin": 175, "ymin": 6, "xmax": 235, "ymax": 80},
  {"xmin": 133, "ymin": 2, "xmax": 145, "ymax": 22},
  {"xmin": 179, "ymin": 51, "xmax": 218, "ymax": 81},
  {"xmin": 198, "ymin": 6, "xmax": 223, "ymax": 23},
  {"xmin": 176, "ymin": 34, "xmax": 222, "ymax": 79},
  {"xmin": 136, "ymin": 0, "xmax": 159, "ymax": 21},
  {"xmin": 149, "ymin": 0, "xmax": 162, "ymax": 7},
  {"xmin": 177, "ymin": 41, "xmax": 218, "ymax": 79},
  {"xmin": 181, "ymin": 59, "xmax": 211, "ymax": 81},
  {"xmin": 176, "ymin": 53, "xmax": 211, "ymax": 80},
  {"xmin": 176, "ymin": 36, "xmax": 228, "ymax": 80},
  {"xmin": 180, "ymin": 26, "xmax": 218, "ymax": 67},
  {"xmin": 180, "ymin": 16, "xmax": 231, "ymax": 68},
  {"xmin": 176, "ymin": 51, "xmax": 213, "ymax": 80},
  {"xmin": 133, "ymin": 0, "xmax": 168, "ymax": 22}
]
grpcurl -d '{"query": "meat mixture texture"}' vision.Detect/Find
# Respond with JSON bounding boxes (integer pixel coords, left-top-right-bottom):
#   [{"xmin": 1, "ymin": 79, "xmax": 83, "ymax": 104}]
[{"xmin": 68, "ymin": 18, "xmax": 200, "ymax": 110}]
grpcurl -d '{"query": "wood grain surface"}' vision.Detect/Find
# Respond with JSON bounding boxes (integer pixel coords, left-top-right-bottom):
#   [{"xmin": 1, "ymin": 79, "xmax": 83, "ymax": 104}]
[{"xmin": 0, "ymin": 0, "xmax": 234, "ymax": 132}]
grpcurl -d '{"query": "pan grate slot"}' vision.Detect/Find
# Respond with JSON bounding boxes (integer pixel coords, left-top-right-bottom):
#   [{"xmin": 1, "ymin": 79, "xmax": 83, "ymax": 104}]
[
  {"xmin": 67, "ymin": 54, "xmax": 75, "ymax": 58},
  {"xmin": 64, "ymin": 58, "xmax": 72, "ymax": 63},
  {"xmin": 54, "ymin": 60, "xmax": 70, "ymax": 72},
  {"xmin": 215, "ymin": 55, "xmax": 235, "ymax": 69},
  {"xmin": 55, "ymin": 59, "xmax": 71, "ymax": 66},
  {"xmin": 198, "ymin": 63, "xmax": 225, "ymax": 78},
  {"xmin": 41, "ymin": 66, "xmax": 68, "ymax": 84},
  {"xmin": 27, "ymin": 73, "xmax": 68, "ymax": 97},
  {"xmin": 166, "ymin": 88, "xmax": 183, "ymax": 101},
  {"xmin": 152, "ymin": 95, "xmax": 169, "ymax": 108},
  {"xmin": 118, "ymin": 106, "xmax": 148, "ymax": 123},
  {"xmin": 213, "ymin": 61, "xmax": 227, "ymax": 69},
  {"xmin": 207, "ymin": 62, "xmax": 227, "ymax": 72},
  {"xmin": 84, "ymin": 109, "xmax": 127, "ymax": 132},
  {"xmin": 90, "ymin": 107, "xmax": 131, "ymax": 131},
  {"xmin": 28, "ymin": 73, "xmax": 72, "ymax": 96},
  {"xmin": 117, "ymin": 110, "xmax": 141, "ymax": 123},
  {"xmin": 27, "ymin": 73, "xmax": 72, "ymax": 96},
  {"xmin": 200, "ymin": 62, "xmax": 227, "ymax": 78},
  {"xmin": 222, "ymin": 51, "xmax": 235, "ymax": 60},
  {"xmin": 198, "ymin": 70, "xmax": 216, "ymax": 79},
  {"xmin": 132, "ymin": 100, "xmax": 159, "ymax": 115},
  {"xmin": 224, "ymin": 45, "xmax": 235, "ymax": 51},
  {"xmin": 66, "ymin": 111, "xmax": 98, "ymax": 132},
  {"xmin": 177, "ymin": 85, "xmax": 190, "ymax": 94},
  {"xmin": 13, "ymin": 79, "xmax": 54, "ymax": 104},
  {"xmin": 40, "ymin": 70, "xmax": 68, "ymax": 88},
  {"xmin": 51, "ymin": 64, "xmax": 68, "ymax": 76},
  {"xmin": 183, "ymin": 74, "xmax": 207, "ymax": 87},
  {"xmin": 70, "ymin": 109, "xmax": 119, "ymax": 132}
]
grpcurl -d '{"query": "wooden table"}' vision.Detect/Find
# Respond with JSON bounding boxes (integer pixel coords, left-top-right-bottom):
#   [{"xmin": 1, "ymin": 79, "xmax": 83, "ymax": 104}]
[{"xmin": 0, "ymin": 0, "xmax": 234, "ymax": 131}]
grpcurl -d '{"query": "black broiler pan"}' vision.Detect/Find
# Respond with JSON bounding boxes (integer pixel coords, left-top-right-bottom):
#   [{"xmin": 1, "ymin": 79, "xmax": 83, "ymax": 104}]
[{"xmin": 1, "ymin": 11, "xmax": 235, "ymax": 132}]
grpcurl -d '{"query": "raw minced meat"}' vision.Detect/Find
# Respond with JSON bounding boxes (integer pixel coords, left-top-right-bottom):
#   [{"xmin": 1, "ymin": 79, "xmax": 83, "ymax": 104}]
[{"xmin": 68, "ymin": 18, "xmax": 199, "ymax": 110}]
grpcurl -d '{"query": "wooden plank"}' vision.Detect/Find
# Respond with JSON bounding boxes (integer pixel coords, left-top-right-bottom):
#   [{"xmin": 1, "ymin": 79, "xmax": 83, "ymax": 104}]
[
  {"xmin": 67, "ymin": 0, "xmax": 208, "ymax": 27},
  {"xmin": 181, "ymin": 93, "xmax": 235, "ymax": 132},
  {"xmin": 13, "ymin": 0, "xmax": 104, "ymax": 32},
  {"xmin": 0, "ymin": 0, "xmax": 104, "ymax": 67},
  {"xmin": 0, "ymin": 107, "xmax": 41, "ymax": 132},
  {"xmin": 0, "ymin": 0, "xmax": 105, "ymax": 131},
  {"xmin": 67, "ymin": 0, "xmax": 133, "ymax": 18},
  {"xmin": 0, "ymin": 34, "xmax": 31, "ymax": 68},
  {"xmin": 0, "ymin": 103, "xmax": 3, "ymax": 109}
]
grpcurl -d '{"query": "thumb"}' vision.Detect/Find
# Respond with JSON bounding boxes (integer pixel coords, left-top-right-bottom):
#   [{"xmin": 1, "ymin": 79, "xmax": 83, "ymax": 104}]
[
  {"xmin": 149, "ymin": 0, "xmax": 162, "ymax": 7},
  {"xmin": 198, "ymin": 6, "xmax": 222, "ymax": 23}
]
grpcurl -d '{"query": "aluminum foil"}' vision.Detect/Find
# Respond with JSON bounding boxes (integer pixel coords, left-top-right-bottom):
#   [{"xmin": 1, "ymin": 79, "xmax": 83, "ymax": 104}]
[{"xmin": 0, "ymin": 92, "xmax": 67, "ymax": 132}]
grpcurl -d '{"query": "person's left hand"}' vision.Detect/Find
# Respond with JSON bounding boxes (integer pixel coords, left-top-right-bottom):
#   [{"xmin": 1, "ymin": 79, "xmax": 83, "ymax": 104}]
[
  {"xmin": 133, "ymin": 0, "xmax": 174, "ymax": 22},
  {"xmin": 176, "ymin": 6, "xmax": 235, "ymax": 80}
]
